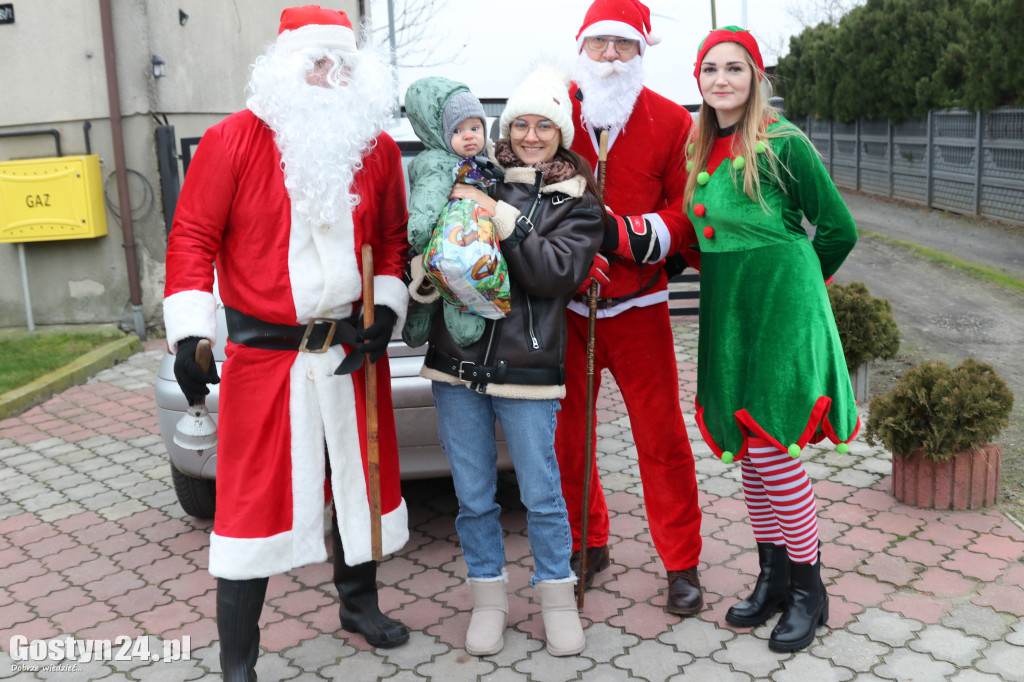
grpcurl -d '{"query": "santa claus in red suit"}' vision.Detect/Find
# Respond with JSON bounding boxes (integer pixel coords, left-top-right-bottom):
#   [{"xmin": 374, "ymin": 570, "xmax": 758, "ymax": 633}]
[
  {"xmin": 162, "ymin": 5, "xmax": 410, "ymax": 677},
  {"xmin": 555, "ymin": 0, "xmax": 705, "ymax": 616}
]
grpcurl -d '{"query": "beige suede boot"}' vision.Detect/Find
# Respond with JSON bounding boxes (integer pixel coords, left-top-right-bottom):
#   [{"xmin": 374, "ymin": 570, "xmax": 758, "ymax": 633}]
[
  {"xmin": 465, "ymin": 576, "xmax": 508, "ymax": 656},
  {"xmin": 537, "ymin": 580, "xmax": 585, "ymax": 656}
]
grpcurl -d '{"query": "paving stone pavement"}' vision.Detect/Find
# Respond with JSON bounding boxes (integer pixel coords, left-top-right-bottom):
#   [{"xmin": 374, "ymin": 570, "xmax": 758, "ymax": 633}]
[{"xmin": 1, "ymin": 319, "xmax": 1022, "ymax": 681}]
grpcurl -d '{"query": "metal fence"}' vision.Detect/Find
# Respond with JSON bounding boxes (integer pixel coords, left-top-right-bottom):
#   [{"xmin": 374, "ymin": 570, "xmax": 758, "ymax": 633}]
[{"xmin": 796, "ymin": 108, "xmax": 1024, "ymax": 225}]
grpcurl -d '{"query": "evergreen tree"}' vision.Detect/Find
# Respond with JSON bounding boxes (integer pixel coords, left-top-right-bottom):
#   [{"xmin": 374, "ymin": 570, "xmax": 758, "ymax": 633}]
[
  {"xmin": 774, "ymin": 0, "xmax": 1024, "ymax": 119},
  {"xmin": 959, "ymin": 0, "xmax": 1024, "ymax": 111},
  {"xmin": 775, "ymin": 23, "xmax": 840, "ymax": 119}
]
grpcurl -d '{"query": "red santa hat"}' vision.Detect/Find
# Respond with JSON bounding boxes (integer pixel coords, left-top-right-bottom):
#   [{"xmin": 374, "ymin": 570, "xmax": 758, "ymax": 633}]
[
  {"xmin": 575, "ymin": 0, "xmax": 661, "ymax": 56},
  {"xmin": 693, "ymin": 26, "xmax": 764, "ymax": 94},
  {"xmin": 276, "ymin": 4, "xmax": 357, "ymax": 55}
]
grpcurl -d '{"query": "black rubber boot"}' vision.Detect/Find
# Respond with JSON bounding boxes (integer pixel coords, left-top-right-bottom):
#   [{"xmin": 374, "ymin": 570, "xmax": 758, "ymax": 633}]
[
  {"xmin": 216, "ymin": 577, "xmax": 268, "ymax": 682},
  {"xmin": 726, "ymin": 542, "xmax": 790, "ymax": 627},
  {"xmin": 332, "ymin": 520, "xmax": 410, "ymax": 648},
  {"xmin": 768, "ymin": 557, "xmax": 828, "ymax": 652}
]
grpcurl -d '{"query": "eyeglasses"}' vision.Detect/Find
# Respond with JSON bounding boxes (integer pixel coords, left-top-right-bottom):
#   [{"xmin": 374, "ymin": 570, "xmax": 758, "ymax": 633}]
[
  {"xmin": 584, "ymin": 35, "xmax": 640, "ymax": 55},
  {"xmin": 509, "ymin": 120, "xmax": 559, "ymax": 141}
]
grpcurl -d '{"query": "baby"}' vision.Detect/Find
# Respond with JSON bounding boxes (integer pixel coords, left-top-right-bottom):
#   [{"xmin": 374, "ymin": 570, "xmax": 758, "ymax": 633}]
[{"xmin": 403, "ymin": 77, "xmax": 506, "ymax": 347}]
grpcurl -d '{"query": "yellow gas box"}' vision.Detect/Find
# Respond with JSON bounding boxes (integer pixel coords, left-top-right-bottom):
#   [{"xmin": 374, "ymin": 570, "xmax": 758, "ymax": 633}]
[{"xmin": 0, "ymin": 154, "xmax": 108, "ymax": 243}]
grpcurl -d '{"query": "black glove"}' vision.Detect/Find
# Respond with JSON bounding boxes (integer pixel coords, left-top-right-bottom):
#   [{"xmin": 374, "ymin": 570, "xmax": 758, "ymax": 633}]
[
  {"xmin": 358, "ymin": 305, "xmax": 397, "ymax": 364},
  {"xmin": 173, "ymin": 336, "xmax": 220, "ymax": 406}
]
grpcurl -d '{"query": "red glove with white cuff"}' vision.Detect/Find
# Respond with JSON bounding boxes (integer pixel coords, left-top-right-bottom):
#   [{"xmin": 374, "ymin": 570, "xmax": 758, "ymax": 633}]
[{"xmin": 602, "ymin": 213, "xmax": 661, "ymax": 264}]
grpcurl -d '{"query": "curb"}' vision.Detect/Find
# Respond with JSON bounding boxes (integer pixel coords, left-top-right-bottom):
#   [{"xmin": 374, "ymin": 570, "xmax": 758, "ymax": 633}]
[{"xmin": 0, "ymin": 334, "xmax": 143, "ymax": 419}]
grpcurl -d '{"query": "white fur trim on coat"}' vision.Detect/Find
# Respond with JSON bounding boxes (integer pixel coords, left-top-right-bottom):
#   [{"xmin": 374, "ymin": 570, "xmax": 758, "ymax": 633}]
[
  {"xmin": 209, "ymin": 531, "xmax": 298, "ymax": 580},
  {"xmin": 207, "ymin": 344, "xmax": 409, "ymax": 579},
  {"xmin": 373, "ymin": 274, "xmax": 410, "ymax": 334},
  {"xmin": 645, "ymin": 211, "xmax": 670, "ymax": 265},
  {"xmin": 287, "ymin": 204, "xmax": 362, "ymax": 323},
  {"xmin": 163, "ymin": 289, "xmax": 218, "ymax": 352}
]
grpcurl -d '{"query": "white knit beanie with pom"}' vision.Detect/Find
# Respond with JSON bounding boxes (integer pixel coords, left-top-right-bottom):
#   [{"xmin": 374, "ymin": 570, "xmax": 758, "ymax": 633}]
[{"xmin": 499, "ymin": 66, "xmax": 575, "ymax": 149}]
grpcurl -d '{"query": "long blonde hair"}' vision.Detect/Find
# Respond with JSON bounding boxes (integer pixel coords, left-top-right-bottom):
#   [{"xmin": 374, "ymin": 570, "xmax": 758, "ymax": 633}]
[{"xmin": 683, "ymin": 47, "xmax": 792, "ymax": 213}]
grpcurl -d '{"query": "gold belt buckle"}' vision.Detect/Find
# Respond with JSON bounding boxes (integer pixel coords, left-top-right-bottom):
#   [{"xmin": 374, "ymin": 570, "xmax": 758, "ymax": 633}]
[{"xmin": 299, "ymin": 318, "xmax": 337, "ymax": 353}]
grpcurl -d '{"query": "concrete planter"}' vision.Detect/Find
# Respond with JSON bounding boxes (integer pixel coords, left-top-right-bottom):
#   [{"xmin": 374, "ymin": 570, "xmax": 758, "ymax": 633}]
[
  {"xmin": 849, "ymin": 363, "xmax": 869, "ymax": 405},
  {"xmin": 891, "ymin": 445, "xmax": 1001, "ymax": 510}
]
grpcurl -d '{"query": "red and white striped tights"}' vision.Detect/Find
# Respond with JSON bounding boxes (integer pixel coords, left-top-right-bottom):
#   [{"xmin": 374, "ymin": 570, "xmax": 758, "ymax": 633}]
[{"xmin": 740, "ymin": 436, "xmax": 820, "ymax": 564}]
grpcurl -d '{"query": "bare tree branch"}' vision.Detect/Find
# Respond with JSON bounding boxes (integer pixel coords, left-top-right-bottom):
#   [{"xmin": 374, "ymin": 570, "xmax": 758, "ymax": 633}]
[
  {"xmin": 786, "ymin": 0, "xmax": 865, "ymax": 28},
  {"xmin": 758, "ymin": 33, "xmax": 789, "ymax": 64},
  {"xmin": 370, "ymin": 0, "xmax": 463, "ymax": 69}
]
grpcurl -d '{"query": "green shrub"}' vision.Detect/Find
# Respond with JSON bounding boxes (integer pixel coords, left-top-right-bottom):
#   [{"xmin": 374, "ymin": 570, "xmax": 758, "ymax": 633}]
[
  {"xmin": 865, "ymin": 358, "xmax": 1014, "ymax": 461},
  {"xmin": 828, "ymin": 281, "xmax": 900, "ymax": 371}
]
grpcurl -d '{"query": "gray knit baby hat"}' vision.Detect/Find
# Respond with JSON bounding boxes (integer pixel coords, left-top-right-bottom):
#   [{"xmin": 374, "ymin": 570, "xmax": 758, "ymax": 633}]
[{"xmin": 442, "ymin": 90, "xmax": 487, "ymax": 155}]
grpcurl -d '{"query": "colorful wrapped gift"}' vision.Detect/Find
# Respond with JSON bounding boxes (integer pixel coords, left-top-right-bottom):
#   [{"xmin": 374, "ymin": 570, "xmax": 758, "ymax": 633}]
[{"xmin": 423, "ymin": 160, "xmax": 510, "ymax": 319}]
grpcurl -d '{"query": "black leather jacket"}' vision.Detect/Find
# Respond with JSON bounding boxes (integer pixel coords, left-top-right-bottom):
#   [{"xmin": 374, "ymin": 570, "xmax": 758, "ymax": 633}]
[{"xmin": 422, "ymin": 165, "xmax": 606, "ymax": 399}]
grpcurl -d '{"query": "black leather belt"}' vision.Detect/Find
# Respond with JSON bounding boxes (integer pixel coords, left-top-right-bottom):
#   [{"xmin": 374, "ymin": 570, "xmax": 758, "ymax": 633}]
[
  {"xmin": 425, "ymin": 347, "xmax": 564, "ymax": 386},
  {"xmin": 572, "ymin": 269, "xmax": 661, "ymax": 309},
  {"xmin": 225, "ymin": 306, "xmax": 361, "ymax": 353}
]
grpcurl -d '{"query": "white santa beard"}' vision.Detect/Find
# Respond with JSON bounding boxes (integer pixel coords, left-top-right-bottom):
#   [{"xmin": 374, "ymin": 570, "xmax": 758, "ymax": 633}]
[
  {"xmin": 574, "ymin": 52, "xmax": 645, "ymax": 131},
  {"xmin": 247, "ymin": 47, "xmax": 397, "ymax": 226}
]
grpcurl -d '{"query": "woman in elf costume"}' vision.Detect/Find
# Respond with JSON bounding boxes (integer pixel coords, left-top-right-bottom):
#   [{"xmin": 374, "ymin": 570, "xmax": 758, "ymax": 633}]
[{"xmin": 684, "ymin": 27, "xmax": 859, "ymax": 653}]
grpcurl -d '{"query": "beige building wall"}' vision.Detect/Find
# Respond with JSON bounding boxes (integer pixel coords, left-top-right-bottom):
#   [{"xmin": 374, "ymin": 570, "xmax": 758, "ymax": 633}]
[{"xmin": 0, "ymin": 0, "xmax": 363, "ymax": 332}]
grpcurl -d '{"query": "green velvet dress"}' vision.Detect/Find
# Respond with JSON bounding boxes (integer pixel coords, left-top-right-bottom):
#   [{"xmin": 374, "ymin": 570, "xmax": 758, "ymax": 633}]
[{"xmin": 687, "ymin": 120, "xmax": 860, "ymax": 462}]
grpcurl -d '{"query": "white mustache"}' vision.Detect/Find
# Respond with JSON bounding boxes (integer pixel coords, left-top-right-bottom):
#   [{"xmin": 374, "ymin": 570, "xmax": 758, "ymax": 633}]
[{"xmin": 591, "ymin": 60, "xmax": 630, "ymax": 78}]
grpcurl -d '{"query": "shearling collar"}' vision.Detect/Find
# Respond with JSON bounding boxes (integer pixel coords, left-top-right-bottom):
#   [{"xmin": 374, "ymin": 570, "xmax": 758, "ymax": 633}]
[{"xmin": 502, "ymin": 167, "xmax": 587, "ymax": 198}]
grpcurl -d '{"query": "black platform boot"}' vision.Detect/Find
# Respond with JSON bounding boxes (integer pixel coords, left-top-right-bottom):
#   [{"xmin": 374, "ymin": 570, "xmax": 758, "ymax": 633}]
[
  {"xmin": 216, "ymin": 577, "xmax": 268, "ymax": 682},
  {"xmin": 726, "ymin": 542, "xmax": 790, "ymax": 627},
  {"xmin": 768, "ymin": 556, "xmax": 828, "ymax": 652},
  {"xmin": 331, "ymin": 520, "xmax": 409, "ymax": 648}
]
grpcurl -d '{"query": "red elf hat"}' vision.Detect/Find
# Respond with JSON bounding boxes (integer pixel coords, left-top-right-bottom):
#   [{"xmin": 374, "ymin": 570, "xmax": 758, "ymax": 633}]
[{"xmin": 693, "ymin": 26, "xmax": 764, "ymax": 94}]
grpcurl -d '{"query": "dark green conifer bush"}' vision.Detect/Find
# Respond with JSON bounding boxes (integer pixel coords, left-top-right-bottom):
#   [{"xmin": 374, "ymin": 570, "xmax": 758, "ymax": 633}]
[
  {"xmin": 827, "ymin": 281, "xmax": 900, "ymax": 372},
  {"xmin": 865, "ymin": 358, "xmax": 1014, "ymax": 461}
]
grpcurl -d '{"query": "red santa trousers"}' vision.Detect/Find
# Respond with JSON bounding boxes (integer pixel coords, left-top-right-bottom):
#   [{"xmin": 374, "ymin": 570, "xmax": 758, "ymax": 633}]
[{"xmin": 555, "ymin": 302, "xmax": 702, "ymax": 571}]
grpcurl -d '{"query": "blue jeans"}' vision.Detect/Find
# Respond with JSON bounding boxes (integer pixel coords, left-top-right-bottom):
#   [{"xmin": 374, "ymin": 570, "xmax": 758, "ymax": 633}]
[{"xmin": 432, "ymin": 381, "xmax": 573, "ymax": 584}]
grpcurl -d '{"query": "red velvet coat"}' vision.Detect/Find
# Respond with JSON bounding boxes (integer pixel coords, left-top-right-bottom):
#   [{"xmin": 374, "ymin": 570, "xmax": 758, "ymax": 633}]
[
  {"xmin": 163, "ymin": 110, "xmax": 410, "ymax": 578},
  {"xmin": 567, "ymin": 84, "xmax": 697, "ymax": 316}
]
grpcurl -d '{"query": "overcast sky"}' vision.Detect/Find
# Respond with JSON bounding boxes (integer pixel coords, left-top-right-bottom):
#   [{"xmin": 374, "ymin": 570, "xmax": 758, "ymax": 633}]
[{"xmin": 369, "ymin": 0, "xmax": 841, "ymax": 107}]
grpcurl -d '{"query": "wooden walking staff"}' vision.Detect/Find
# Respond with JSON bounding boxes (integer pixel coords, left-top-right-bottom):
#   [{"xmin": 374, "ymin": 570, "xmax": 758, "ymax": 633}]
[
  {"xmin": 578, "ymin": 129, "xmax": 609, "ymax": 609},
  {"xmin": 361, "ymin": 243, "xmax": 383, "ymax": 561}
]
